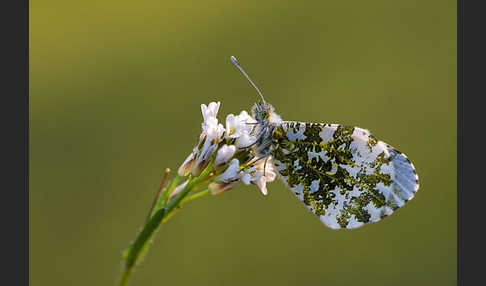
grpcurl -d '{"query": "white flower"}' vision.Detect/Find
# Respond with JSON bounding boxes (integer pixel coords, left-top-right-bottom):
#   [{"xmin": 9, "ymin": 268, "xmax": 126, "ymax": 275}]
[
  {"xmin": 201, "ymin": 102, "xmax": 220, "ymax": 122},
  {"xmin": 257, "ymin": 158, "xmax": 277, "ymax": 182},
  {"xmin": 235, "ymin": 132, "xmax": 257, "ymax": 148},
  {"xmin": 217, "ymin": 159, "xmax": 241, "ymax": 182},
  {"xmin": 224, "ymin": 114, "xmax": 239, "ymax": 138},
  {"xmin": 254, "ymin": 176, "xmax": 269, "ymax": 195},
  {"xmin": 178, "ymin": 102, "xmax": 279, "ymax": 198},
  {"xmin": 238, "ymin": 164, "xmax": 261, "ymax": 185},
  {"xmin": 237, "ymin": 110, "xmax": 257, "ymax": 127},
  {"xmin": 251, "ymin": 157, "xmax": 277, "ymax": 195},
  {"xmin": 214, "ymin": 144, "xmax": 236, "ymax": 167},
  {"xmin": 225, "ymin": 110, "xmax": 256, "ymax": 139},
  {"xmin": 240, "ymin": 170, "xmax": 262, "ymax": 185},
  {"xmin": 203, "ymin": 117, "xmax": 225, "ymax": 143}
]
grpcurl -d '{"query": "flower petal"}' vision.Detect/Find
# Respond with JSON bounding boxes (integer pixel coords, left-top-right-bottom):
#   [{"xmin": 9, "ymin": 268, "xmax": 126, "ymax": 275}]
[
  {"xmin": 254, "ymin": 176, "xmax": 268, "ymax": 195},
  {"xmin": 217, "ymin": 158, "xmax": 240, "ymax": 182},
  {"xmin": 235, "ymin": 132, "xmax": 257, "ymax": 148},
  {"xmin": 214, "ymin": 144, "xmax": 236, "ymax": 167},
  {"xmin": 191, "ymin": 139, "xmax": 217, "ymax": 176},
  {"xmin": 240, "ymin": 173, "xmax": 252, "ymax": 185},
  {"xmin": 201, "ymin": 102, "xmax": 221, "ymax": 122}
]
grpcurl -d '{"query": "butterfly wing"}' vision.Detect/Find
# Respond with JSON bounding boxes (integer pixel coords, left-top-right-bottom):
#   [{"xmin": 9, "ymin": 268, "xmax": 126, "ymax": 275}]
[{"xmin": 270, "ymin": 121, "xmax": 419, "ymax": 229}]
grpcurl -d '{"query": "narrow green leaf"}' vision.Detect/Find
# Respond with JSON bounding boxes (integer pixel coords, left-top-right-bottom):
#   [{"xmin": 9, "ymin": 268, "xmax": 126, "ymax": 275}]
[
  {"xmin": 124, "ymin": 207, "xmax": 166, "ymax": 268},
  {"xmin": 150, "ymin": 175, "xmax": 180, "ymax": 218}
]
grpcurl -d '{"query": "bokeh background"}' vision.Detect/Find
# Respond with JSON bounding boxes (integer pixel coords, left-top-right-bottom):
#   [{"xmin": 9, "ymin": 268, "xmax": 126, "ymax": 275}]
[{"xmin": 30, "ymin": 1, "xmax": 457, "ymax": 285}]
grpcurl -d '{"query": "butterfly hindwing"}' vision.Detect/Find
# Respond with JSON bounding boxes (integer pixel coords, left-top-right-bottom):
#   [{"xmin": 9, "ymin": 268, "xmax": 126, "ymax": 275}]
[{"xmin": 270, "ymin": 121, "xmax": 419, "ymax": 229}]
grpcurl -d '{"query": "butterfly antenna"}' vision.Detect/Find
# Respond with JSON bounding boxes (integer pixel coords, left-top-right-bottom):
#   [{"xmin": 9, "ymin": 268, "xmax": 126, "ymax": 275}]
[{"xmin": 231, "ymin": 56, "xmax": 265, "ymax": 103}]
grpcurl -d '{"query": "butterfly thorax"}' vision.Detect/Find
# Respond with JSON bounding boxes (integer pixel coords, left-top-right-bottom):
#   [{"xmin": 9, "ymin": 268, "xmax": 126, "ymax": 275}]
[{"xmin": 251, "ymin": 100, "xmax": 282, "ymax": 157}]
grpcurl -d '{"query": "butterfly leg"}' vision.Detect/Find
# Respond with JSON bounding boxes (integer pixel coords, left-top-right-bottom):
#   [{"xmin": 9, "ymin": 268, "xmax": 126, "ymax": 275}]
[
  {"xmin": 263, "ymin": 156, "xmax": 269, "ymax": 176},
  {"xmin": 241, "ymin": 155, "xmax": 268, "ymax": 171}
]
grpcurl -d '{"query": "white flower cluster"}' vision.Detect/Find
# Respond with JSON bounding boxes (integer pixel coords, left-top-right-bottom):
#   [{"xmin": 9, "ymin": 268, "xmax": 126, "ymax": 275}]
[{"xmin": 177, "ymin": 102, "xmax": 277, "ymax": 196}]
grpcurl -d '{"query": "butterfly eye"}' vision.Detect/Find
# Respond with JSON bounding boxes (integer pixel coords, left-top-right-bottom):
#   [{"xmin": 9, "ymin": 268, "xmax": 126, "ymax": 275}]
[{"xmin": 260, "ymin": 110, "xmax": 268, "ymax": 120}]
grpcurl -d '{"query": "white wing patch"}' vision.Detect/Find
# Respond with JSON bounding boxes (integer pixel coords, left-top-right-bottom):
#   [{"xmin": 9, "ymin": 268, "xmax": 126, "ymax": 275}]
[{"xmin": 271, "ymin": 122, "xmax": 419, "ymax": 229}]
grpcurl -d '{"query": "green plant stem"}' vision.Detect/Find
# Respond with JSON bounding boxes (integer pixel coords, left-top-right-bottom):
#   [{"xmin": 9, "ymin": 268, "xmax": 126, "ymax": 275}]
[
  {"xmin": 180, "ymin": 189, "xmax": 210, "ymax": 205},
  {"xmin": 162, "ymin": 189, "xmax": 211, "ymax": 223},
  {"xmin": 118, "ymin": 267, "xmax": 132, "ymax": 286},
  {"xmin": 118, "ymin": 166, "xmax": 214, "ymax": 286},
  {"xmin": 161, "ymin": 175, "xmax": 181, "ymax": 207}
]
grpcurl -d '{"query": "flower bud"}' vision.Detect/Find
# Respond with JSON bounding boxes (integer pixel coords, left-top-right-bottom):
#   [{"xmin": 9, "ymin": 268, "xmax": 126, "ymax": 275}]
[
  {"xmin": 209, "ymin": 181, "xmax": 239, "ymax": 195},
  {"xmin": 201, "ymin": 102, "xmax": 220, "ymax": 122},
  {"xmin": 178, "ymin": 152, "xmax": 196, "ymax": 176},
  {"xmin": 214, "ymin": 144, "xmax": 236, "ymax": 167},
  {"xmin": 169, "ymin": 180, "xmax": 189, "ymax": 200},
  {"xmin": 191, "ymin": 140, "xmax": 217, "ymax": 176}
]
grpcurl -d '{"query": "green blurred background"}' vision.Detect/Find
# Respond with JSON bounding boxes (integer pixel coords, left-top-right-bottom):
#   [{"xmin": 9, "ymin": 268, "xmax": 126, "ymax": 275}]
[{"xmin": 30, "ymin": 0, "xmax": 456, "ymax": 285}]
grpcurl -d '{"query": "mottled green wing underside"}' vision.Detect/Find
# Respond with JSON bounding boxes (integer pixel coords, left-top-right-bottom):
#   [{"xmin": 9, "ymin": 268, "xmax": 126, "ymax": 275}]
[{"xmin": 271, "ymin": 121, "xmax": 419, "ymax": 229}]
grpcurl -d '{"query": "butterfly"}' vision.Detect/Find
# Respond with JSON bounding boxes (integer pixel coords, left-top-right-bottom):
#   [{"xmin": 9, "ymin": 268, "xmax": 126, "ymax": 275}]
[{"xmin": 231, "ymin": 56, "xmax": 419, "ymax": 229}]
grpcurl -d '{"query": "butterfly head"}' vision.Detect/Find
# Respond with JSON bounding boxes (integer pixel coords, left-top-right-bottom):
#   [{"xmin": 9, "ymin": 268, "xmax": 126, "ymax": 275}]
[
  {"xmin": 231, "ymin": 56, "xmax": 282, "ymax": 125},
  {"xmin": 251, "ymin": 100, "xmax": 282, "ymax": 125},
  {"xmin": 252, "ymin": 100, "xmax": 272, "ymax": 122}
]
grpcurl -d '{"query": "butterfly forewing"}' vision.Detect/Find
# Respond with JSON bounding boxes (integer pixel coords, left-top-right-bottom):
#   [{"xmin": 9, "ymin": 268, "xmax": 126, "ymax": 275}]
[{"xmin": 270, "ymin": 121, "xmax": 419, "ymax": 229}]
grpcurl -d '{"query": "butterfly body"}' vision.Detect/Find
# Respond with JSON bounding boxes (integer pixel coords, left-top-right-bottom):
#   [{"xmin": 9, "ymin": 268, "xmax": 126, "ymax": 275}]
[
  {"xmin": 251, "ymin": 100, "xmax": 419, "ymax": 229},
  {"xmin": 251, "ymin": 100, "xmax": 282, "ymax": 157}
]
